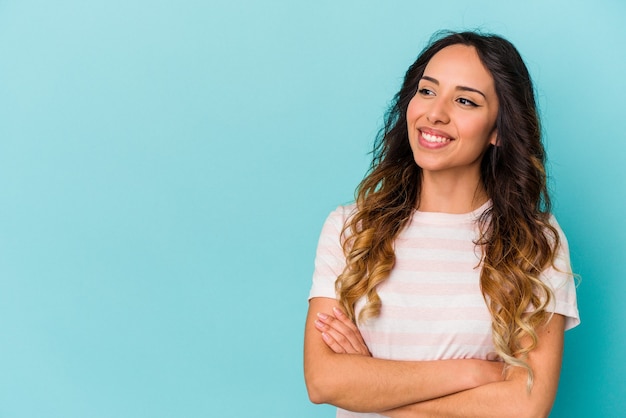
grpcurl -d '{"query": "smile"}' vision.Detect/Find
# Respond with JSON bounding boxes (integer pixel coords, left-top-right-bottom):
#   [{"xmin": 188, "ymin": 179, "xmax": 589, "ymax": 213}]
[{"xmin": 421, "ymin": 131, "xmax": 452, "ymax": 144}]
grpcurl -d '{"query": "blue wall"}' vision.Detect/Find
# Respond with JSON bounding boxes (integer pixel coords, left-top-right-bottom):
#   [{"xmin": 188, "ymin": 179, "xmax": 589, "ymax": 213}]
[{"xmin": 0, "ymin": 1, "xmax": 624, "ymax": 417}]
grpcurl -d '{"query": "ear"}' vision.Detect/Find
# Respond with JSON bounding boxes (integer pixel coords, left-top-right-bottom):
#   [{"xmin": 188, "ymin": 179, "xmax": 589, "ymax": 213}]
[{"xmin": 489, "ymin": 130, "xmax": 498, "ymax": 146}]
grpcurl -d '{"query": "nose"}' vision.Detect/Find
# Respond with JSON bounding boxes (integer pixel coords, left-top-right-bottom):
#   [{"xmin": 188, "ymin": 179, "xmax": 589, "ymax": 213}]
[{"xmin": 426, "ymin": 98, "xmax": 450, "ymax": 124}]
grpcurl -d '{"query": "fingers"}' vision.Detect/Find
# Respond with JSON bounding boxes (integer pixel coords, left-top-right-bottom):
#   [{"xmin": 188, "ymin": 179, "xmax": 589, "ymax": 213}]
[
  {"xmin": 319, "ymin": 331, "xmax": 347, "ymax": 354},
  {"xmin": 313, "ymin": 316, "xmax": 345, "ymax": 353},
  {"xmin": 332, "ymin": 308, "xmax": 369, "ymax": 349},
  {"xmin": 314, "ymin": 310, "xmax": 371, "ymax": 356},
  {"xmin": 315, "ymin": 316, "xmax": 362, "ymax": 354}
]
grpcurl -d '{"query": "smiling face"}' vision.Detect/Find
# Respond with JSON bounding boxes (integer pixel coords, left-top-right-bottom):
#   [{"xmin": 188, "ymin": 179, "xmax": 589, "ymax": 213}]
[{"xmin": 406, "ymin": 44, "xmax": 499, "ymax": 180}]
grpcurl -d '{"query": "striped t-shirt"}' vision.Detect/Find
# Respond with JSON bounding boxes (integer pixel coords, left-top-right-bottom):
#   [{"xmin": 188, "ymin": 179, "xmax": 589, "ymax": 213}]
[{"xmin": 309, "ymin": 202, "xmax": 580, "ymax": 418}]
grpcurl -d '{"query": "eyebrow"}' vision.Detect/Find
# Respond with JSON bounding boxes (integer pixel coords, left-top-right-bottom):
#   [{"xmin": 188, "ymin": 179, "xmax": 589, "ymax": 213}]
[{"xmin": 420, "ymin": 76, "xmax": 487, "ymax": 99}]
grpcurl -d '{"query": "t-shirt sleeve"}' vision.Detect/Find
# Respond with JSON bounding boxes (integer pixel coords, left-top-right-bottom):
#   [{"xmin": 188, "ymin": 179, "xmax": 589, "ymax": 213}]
[
  {"xmin": 540, "ymin": 216, "xmax": 580, "ymax": 331},
  {"xmin": 308, "ymin": 206, "xmax": 352, "ymax": 300}
]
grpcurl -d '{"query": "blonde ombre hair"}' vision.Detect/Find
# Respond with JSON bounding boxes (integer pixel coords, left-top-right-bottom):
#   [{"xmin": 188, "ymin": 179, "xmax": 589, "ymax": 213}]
[{"xmin": 335, "ymin": 31, "xmax": 561, "ymax": 388}]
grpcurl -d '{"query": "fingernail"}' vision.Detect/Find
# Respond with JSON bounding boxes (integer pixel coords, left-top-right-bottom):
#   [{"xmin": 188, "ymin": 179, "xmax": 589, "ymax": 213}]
[
  {"xmin": 314, "ymin": 319, "xmax": 324, "ymax": 328},
  {"xmin": 317, "ymin": 312, "xmax": 328, "ymax": 320},
  {"xmin": 333, "ymin": 307, "xmax": 343, "ymax": 316},
  {"xmin": 322, "ymin": 333, "xmax": 331, "ymax": 342}
]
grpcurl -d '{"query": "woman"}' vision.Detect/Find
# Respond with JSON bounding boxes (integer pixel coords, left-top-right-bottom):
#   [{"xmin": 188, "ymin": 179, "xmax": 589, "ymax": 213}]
[{"xmin": 304, "ymin": 31, "xmax": 579, "ymax": 418}]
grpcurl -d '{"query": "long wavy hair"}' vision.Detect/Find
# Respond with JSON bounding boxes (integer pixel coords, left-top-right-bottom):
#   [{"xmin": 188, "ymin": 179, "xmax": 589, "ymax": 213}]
[{"xmin": 336, "ymin": 31, "xmax": 560, "ymax": 385}]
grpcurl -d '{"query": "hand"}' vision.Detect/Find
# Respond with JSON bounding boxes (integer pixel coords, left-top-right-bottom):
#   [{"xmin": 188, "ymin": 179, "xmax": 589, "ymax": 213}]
[{"xmin": 314, "ymin": 307, "xmax": 371, "ymax": 356}]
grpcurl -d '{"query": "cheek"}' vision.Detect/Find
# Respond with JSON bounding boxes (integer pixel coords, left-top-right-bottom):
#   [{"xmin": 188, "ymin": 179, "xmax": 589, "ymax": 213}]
[
  {"xmin": 461, "ymin": 115, "xmax": 495, "ymax": 140},
  {"xmin": 406, "ymin": 97, "xmax": 423, "ymax": 122}
]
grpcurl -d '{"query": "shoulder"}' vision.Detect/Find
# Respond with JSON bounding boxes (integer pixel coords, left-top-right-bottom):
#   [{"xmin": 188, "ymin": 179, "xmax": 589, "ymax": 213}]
[
  {"xmin": 323, "ymin": 203, "xmax": 357, "ymax": 229},
  {"xmin": 546, "ymin": 213, "xmax": 570, "ymax": 251},
  {"xmin": 315, "ymin": 204, "xmax": 358, "ymax": 245}
]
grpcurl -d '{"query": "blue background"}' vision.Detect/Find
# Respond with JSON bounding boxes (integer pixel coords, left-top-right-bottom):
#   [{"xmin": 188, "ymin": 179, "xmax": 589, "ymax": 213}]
[{"xmin": 1, "ymin": 1, "xmax": 624, "ymax": 417}]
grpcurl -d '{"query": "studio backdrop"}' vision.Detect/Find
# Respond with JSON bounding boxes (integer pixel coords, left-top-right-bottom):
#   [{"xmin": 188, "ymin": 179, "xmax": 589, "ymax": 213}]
[{"xmin": 0, "ymin": 0, "xmax": 624, "ymax": 417}]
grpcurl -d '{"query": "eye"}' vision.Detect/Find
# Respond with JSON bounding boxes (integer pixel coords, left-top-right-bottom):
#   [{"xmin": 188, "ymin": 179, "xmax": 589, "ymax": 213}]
[
  {"xmin": 418, "ymin": 88, "xmax": 435, "ymax": 96},
  {"xmin": 457, "ymin": 97, "xmax": 478, "ymax": 107}
]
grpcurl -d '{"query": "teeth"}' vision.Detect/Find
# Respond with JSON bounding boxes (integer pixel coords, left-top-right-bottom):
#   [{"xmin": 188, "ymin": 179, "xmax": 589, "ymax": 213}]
[{"xmin": 422, "ymin": 132, "xmax": 450, "ymax": 143}]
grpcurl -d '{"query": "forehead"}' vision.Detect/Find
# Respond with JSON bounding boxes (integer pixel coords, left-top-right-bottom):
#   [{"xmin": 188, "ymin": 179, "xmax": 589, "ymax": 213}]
[{"xmin": 423, "ymin": 44, "xmax": 495, "ymax": 93}]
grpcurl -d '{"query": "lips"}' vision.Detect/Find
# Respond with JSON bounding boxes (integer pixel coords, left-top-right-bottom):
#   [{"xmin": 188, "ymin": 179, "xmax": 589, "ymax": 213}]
[
  {"xmin": 418, "ymin": 128, "xmax": 454, "ymax": 148},
  {"xmin": 421, "ymin": 131, "xmax": 451, "ymax": 144}
]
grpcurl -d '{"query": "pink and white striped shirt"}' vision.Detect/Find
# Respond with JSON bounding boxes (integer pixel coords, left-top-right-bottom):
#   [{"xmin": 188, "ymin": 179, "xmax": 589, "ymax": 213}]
[{"xmin": 309, "ymin": 202, "xmax": 579, "ymax": 418}]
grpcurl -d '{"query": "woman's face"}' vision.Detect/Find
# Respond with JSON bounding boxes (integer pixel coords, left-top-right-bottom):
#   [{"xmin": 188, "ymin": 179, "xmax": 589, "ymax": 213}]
[{"xmin": 406, "ymin": 44, "xmax": 499, "ymax": 179}]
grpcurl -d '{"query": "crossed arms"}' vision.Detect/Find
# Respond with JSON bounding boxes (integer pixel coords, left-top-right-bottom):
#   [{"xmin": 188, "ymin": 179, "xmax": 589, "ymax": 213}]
[{"xmin": 304, "ymin": 297, "xmax": 565, "ymax": 418}]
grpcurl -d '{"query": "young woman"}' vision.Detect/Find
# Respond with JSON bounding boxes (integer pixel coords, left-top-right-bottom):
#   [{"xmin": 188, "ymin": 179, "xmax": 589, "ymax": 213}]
[{"xmin": 304, "ymin": 31, "xmax": 579, "ymax": 418}]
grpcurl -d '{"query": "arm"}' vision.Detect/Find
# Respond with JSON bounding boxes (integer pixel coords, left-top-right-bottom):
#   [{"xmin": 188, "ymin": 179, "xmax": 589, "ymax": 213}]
[
  {"xmin": 304, "ymin": 297, "xmax": 504, "ymax": 413},
  {"xmin": 382, "ymin": 314, "xmax": 566, "ymax": 418}
]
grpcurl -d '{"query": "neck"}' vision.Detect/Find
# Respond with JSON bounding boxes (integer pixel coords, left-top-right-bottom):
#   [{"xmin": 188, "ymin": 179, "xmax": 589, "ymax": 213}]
[{"xmin": 417, "ymin": 171, "xmax": 489, "ymax": 214}]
